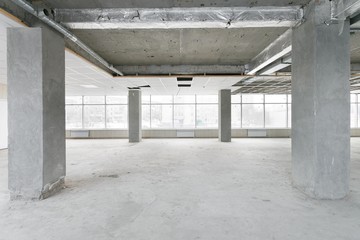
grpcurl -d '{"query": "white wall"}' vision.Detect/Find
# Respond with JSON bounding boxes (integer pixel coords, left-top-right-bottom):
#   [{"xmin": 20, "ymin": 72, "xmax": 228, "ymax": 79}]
[{"xmin": 0, "ymin": 99, "xmax": 7, "ymax": 149}]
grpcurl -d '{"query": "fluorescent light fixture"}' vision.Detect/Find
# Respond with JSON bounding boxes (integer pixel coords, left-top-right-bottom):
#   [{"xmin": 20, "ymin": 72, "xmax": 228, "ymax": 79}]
[{"xmin": 80, "ymin": 84, "xmax": 98, "ymax": 88}]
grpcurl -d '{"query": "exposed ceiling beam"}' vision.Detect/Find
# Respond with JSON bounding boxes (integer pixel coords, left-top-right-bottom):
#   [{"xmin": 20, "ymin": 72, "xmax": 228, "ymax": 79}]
[
  {"xmin": 258, "ymin": 55, "xmax": 292, "ymax": 75},
  {"xmin": 115, "ymin": 65, "xmax": 246, "ymax": 76},
  {"xmin": 246, "ymin": 29, "xmax": 292, "ymax": 75},
  {"xmin": 8, "ymin": 0, "xmax": 124, "ymax": 76},
  {"xmin": 54, "ymin": 7, "xmax": 304, "ymax": 29}
]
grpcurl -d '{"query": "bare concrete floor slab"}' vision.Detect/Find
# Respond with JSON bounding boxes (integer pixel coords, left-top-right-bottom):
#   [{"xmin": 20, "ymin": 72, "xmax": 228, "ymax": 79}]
[{"xmin": 0, "ymin": 138, "xmax": 360, "ymax": 240}]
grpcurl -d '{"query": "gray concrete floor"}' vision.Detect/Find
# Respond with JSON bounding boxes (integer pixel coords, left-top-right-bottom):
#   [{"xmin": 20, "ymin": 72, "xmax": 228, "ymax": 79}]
[{"xmin": 0, "ymin": 138, "xmax": 360, "ymax": 240}]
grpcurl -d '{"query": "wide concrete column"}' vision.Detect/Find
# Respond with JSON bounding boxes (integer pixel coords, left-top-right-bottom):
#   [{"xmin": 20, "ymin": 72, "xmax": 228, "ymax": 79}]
[
  {"xmin": 128, "ymin": 89, "xmax": 142, "ymax": 142},
  {"xmin": 292, "ymin": 0, "xmax": 350, "ymax": 199},
  {"xmin": 8, "ymin": 27, "xmax": 65, "ymax": 200},
  {"xmin": 218, "ymin": 89, "xmax": 231, "ymax": 142}
]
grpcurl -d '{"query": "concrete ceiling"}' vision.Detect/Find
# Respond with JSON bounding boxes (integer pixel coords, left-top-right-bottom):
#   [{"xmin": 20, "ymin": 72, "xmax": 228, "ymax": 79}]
[
  {"xmin": 0, "ymin": 12, "xmax": 243, "ymax": 96},
  {"xmin": 36, "ymin": 0, "xmax": 311, "ymax": 8},
  {"xmin": 351, "ymin": 32, "xmax": 360, "ymax": 63},
  {"xmin": 71, "ymin": 28, "xmax": 288, "ymax": 66}
]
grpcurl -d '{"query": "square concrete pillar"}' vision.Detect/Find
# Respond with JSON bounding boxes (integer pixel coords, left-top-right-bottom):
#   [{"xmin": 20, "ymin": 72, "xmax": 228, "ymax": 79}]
[
  {"xmin": 128, "ymin": 89, "xmax": 142, "ymax": 142},
  {"xmin": 8, "ymin": 27, "xmax": 65, "ymax": 200},
  {"xmin": 219, "ymin": 89, "xmax": 231, "ymax": 142},
  {"xmin": 292, "ymin": 0, "xmax": 350, "ymax": 199}
]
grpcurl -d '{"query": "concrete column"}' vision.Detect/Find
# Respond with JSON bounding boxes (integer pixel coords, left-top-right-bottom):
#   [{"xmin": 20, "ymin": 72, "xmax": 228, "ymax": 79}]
[
  {"xmin": 218, "ymin": 89, "xmax": 231, "ymax": 142},
  {"xmin": 292, "ymin": 0, "xmax": 350, "ymax": 199},
  {"xmin": 128, "ymin": 89, "xmax": 142, "ymax": 142},
  {"xmin": 8, "ymin": 27, "xmax": 65, "ymax": 200}
]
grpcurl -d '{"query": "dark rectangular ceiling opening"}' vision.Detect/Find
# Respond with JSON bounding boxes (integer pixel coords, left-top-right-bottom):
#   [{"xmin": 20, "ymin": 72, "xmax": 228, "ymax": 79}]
[{"xmin": 177, "ymin": 77, "xmax": 193, "ymax": 82}]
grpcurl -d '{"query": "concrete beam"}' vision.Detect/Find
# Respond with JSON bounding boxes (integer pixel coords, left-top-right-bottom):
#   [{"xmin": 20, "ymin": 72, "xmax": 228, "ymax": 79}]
[
  {"xmin": 54, "ymin": 7, "xmax": 304, "ymax": 29},
  {"xmin": 246, "ymin": 29, "xmax": 292, "ymax": 75},
  {"xmin": 116, "ymin": 65, "xmax": 246, "ymax": 75}
]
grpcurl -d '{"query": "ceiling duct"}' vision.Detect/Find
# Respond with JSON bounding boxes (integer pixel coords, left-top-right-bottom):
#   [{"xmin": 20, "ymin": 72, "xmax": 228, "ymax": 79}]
[{"xmin": 9, "ymin": 0, "xmax": 124, "ymax": 76}]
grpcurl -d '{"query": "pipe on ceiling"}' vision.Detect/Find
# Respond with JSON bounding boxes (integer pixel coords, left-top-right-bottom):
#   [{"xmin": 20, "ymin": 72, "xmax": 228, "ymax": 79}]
[{"xmin": 9, "ymin": 0, "xmax": 124, "ymax": 76}]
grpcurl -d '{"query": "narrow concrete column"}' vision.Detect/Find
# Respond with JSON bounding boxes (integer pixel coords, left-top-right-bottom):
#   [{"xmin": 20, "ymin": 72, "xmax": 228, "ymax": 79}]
[
  {"xmin": 218, "ymin": 89, "xmax": 231, "ymax": 142},
  {"xmin": 128, "ymin": 89, "xmax": 142, "ymax": 142},
  {"xmin": 292, "ymin": 0, "xmax": 350, "ymax": 199},
  {"xmin": 8, "ymin": 27, "xmax": 65, "ymax": 200}
]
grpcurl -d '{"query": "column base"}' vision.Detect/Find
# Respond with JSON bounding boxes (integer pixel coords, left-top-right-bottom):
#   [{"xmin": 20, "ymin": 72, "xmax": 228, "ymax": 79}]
[
  {"xmin": 10, "ymin": 177, "xmax": 65, "ymax": 201},
  {"xmin": 292, "ymin": 181, "xmax": 349, "ymax": 200}
]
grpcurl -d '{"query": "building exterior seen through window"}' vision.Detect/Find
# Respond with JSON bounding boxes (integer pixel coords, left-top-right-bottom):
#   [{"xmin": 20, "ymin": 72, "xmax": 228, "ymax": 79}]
[{"xmin": 65, "ymin": 94, "xmax": 359, "ymax": 130}]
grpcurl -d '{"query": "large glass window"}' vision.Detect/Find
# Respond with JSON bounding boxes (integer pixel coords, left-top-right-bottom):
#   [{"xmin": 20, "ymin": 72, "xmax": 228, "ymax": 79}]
[
  {"xmin": 242, "ymin": 104, "xmax": 264, "ymax": 128},
  {"xmin": 66, "ymin": 105, "xmax": 82, "ymax": 129},
  {"xmin": 65, "ymin": 94, "xmax": 360, "ymax": 130},
  {"xmin": 174, "ymin": 95, "xmax": 195, "ymax": 104},
  {"xmin": 84, "ymin": 105, "xmax": 105, "ymax": 129},
  {"xmin": 196, "ymin": 104, "xmax": 218, "ymax": 128},
  {"xmin": 265, "ymin": 104, "xmax": 287, "ymax": 128},
  {"xmin": 151, "ymin": 105, "xmax": 173, "ymax": 128},
  {"xmin": 84, "ymin": 96, "xmax": 105, "ymax": 104},
  {"xmin": 151, "ymin": 95, "xmax": 172, "ymax": 104},
  {"xmin": 106, "ymin": 96, "xmax": 127, "ymax": 104},
  {"xmin": 197, "ymin": 95, "xmax": 218, "ymax": 104},
  {"xmin": 106, "ymin": 105, "xmax": 127, "ymax": 128},
  {"xmin": 231, "ymin": 104, "xmax": 241, "ymax": 128},
  {"xmin": 142, "ymin": 105, "xmax": 151, "ymax": 128},
  {"xmin": 265, "ymin": 95, "xmax": 287, "ymax": 104},
  {"xmin": 66, "ymin": 96, "xmax": 82, "ymax": 104},
  {"xmin": 174, "ymin": 105, "xmax": 195, "ymax": 128},
  {"xmin": 288, "ymin": 104, "xmax": 291, "ymax": 128},
  {"xmin": 242, "ymin": 94, "xmax": 263, "ymax": 104}
]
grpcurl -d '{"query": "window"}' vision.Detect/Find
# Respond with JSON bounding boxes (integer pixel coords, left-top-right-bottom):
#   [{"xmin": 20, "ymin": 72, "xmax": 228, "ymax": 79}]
[
  {"xmin": 231, "ymin": 95, "xmax": 241, "ymax": 104},
  {"xmin": 106, "ymin": 105, "xmax": 127, "ymax": 128},
  {"xmin": 242, "ymin": 94, "xmax": 263, "ymax": 104},
  {"xmin": 151, "ymin": 95, "xmax": 172, "ymax": 104},
  {"xmin": 142, "ymin": 105, "xmax": 151, "ymax": 128},
  {"xmin": 196, "ymin": 104, "xmax": 218, "ymax": 128},
  {"xmin": 231, "ymin": 104, "xmax": 241, "ymax": 128},
  {"xmin": 288, "ymin": 104, "xmax": 291, "ymax": 128},
  {"xmin": 196, "ymin": 95, "xmax": 218, "ymax": 104},
  {"xmin": 174, "ymin": 95, "xmax": 195, "ymax": 104},
  {"xmin": 66, "ymin": 96, "xmax": 82, "ymax": 104},
  {"xmin": 65, "ymin": 105, "xmax": 82, "ymax": 129},
  {"xmin": 174, "ymin": 105, "xmax": 195, "ymax": 128},
  {"xmin": 265, "ymin": 104, "xmax": 287, "ymax": 128},
  {"xmin": 83, "ymin": 105, "xmax": 105, "ymax": 129},
  {"xmin": 151, "ymin": 105, "xmax": 173, "ymax": 128},
  {"xmin": 242, "ymin": 104, "xmax": 264, "ymax": 128},
  {"xmin": 83, "ymin": 96, "xmax": 105, "ymax": 104},
  {"xmin": 65, "ymin": 94, "xmax": 360, "ymax": 130},
  {"xmin": 265, "ymin": 94, "xmax": 287, "ymax": 104},
  {"xmin": 106, "ymin": 96, "xmax": 127, "ymax": 104}
]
